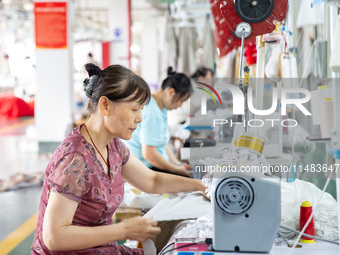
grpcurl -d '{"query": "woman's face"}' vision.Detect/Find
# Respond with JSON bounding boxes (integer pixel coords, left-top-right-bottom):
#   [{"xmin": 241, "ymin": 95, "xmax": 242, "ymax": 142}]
[
  {"xmin": 105, "ymin": 99, "xmax": 144, "ymax": 140},
  {"xmin": 198, "ymin": 70, "xmax": 214, "ymax": 84},
  {"xmin": 163, "ymin": 91, "xmax": 189, "ymax": 111}
]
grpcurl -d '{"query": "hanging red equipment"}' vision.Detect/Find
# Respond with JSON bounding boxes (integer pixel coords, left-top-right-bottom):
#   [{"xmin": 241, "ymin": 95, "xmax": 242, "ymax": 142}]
[{"xmin": 210, "ymin": 0, "xmax": 288, "ymax": 57}]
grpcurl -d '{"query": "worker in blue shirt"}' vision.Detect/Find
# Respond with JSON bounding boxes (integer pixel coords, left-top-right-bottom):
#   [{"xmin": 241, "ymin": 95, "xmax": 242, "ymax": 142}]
[{"xmin": 124, "ymin": 67, "xmax": 192, "ymax": 177}]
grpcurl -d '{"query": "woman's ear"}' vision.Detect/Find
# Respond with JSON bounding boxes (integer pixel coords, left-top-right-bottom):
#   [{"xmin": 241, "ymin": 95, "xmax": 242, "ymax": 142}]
[
  {"xmin": 98, "ymin": 96, "xmax": 110, "ymax": 117},
  {"xmin": 166, "ymin": 87, "xmax": 176, "ymax": 98}
]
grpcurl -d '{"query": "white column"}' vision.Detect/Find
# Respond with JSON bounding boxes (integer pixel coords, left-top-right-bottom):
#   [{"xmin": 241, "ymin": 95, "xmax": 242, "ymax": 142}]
[
  {"xmin": 140, "ymin": 10, "xmax": 159, "ymax": 88},
  {"xmin": 108, "ymin": 0, "xmax": 131, "ymax": 68},
  {"xmin": 34, "ymin": 0, "xmax": 74, "ymax": 150}
]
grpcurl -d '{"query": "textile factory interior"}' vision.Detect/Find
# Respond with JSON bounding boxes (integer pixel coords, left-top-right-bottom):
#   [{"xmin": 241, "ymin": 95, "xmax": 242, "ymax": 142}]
[{"xmin": 0, "ymin": 0, "xmax": 340, "ymax": 254}]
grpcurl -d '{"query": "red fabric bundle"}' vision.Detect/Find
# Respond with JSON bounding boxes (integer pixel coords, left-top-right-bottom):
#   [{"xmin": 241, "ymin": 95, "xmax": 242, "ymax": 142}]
[{"xmin": 0, "ymin": 92, "xmax": 34, "ymax": 118}]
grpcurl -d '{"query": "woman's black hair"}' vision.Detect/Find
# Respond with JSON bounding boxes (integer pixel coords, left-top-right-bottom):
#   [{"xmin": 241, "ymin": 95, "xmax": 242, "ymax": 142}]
[
  {"xmin": 191, "ymin": 66, "xmax": 214, "ymax": 79},
  {"xmin": 161, "ymin": 67, "xmax": 192, "ymax": 100},
  {"xmin": 83, "ymin": 63, "xmax": 151, "ymax": 113}
]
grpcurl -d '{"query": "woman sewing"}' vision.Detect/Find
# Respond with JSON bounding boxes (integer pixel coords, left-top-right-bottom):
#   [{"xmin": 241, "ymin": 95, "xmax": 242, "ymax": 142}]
[
  {"xmin": 124, "ymin": 67, "xmax": 192, "ymax": 177},
  {"xmin": 31, "ymin": 64, "xmax": 206, "ymax": 254}
]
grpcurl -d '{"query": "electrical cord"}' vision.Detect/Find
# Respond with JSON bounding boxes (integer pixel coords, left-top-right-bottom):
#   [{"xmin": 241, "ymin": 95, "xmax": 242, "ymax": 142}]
[
  {"xmin": 160, "ymin": 241, "xmax": 205, "ymax": 255},
  {"xmin": 158, "ymin": 242, "xmax": 174, "ymax": 255},
  {"xmin": 279, "ymin": 225, "xmax": 339, "ymax": 245},
  {"xmin": 159, "ymin": 238, "xmax": 212, "ymax": 255},
  {"xmin": 277, "ymin": 232, "xmax": 292, "ymax": 247}
]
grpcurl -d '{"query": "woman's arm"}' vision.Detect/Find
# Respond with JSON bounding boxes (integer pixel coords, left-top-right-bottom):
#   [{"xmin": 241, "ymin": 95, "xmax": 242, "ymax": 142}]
[
  {"xmin": 42, "ymin": 192, "xmax": 160, "ymax": 251},
  {"xmin": 142, "ymin": 144, "xmax": 189, "ymax": 176},
  {"xmin": 166, "ymin": 144, "xmax": 180, "ymax": 165},
  {"xmin": 122, "ymin": 154, "xmax": 205, "ymax": 195},
  {"xmin": 166, "ymin": 144, "xmax": 192, "ymax": 170}
]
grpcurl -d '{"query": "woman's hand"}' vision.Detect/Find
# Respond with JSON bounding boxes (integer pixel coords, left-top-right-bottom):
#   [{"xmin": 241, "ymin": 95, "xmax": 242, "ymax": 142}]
[
  {"xmin": 181, "ymin": 162, "xmax": 192, "ymax": 170},
  {"xmin": 175, "ymin": 164, "xmax": 191, "ymax": 177},
  {"xmin": 121, "ymin": 216, "xmax": 161, "ymax": 243}
]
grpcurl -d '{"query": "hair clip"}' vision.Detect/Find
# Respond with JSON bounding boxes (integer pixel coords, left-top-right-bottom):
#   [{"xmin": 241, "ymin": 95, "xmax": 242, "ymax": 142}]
[{"xmin": 83, "ymin": 75, "xmax": 97, "ymax": 98}]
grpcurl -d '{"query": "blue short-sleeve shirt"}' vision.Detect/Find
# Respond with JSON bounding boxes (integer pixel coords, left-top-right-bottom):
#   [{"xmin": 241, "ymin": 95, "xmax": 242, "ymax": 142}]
[{"xmin": 123, "ymin": 96, "xmax": 170, "ymax": 168}]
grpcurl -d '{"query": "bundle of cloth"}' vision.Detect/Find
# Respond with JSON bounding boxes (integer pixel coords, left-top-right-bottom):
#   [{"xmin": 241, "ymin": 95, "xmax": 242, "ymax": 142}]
[{"xmin": 0, "ymin": 92, "xmax": 34, "ymax": 118}]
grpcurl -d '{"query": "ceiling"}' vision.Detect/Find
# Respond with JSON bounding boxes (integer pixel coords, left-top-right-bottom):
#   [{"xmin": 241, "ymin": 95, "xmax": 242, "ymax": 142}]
[{"xmin": 0, "ymin": 0, "xmax": 211, "ymax": 41}]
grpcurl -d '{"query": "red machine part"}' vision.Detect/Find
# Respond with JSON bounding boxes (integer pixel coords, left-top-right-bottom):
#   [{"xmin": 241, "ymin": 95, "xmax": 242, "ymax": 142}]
[
  {"xmin": 210, "ymin": 0, "xmax": 255, "ymax": 57},
  {"xmin": 244, "ymin": 41, "xmax": 257, "ymax": 65},
  {"xmin": 220, "ymin": 0, "xmax": 288, "ymax": 38}
]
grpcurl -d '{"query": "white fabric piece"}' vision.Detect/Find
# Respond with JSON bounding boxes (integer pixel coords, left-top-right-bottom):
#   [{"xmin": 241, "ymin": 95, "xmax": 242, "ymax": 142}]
[
  {"xmin": 143, "ymin": 238, "xmax": 157, "ymax": 255},
  {"xmin": 162, "ymin": 11, "xmax": 178, "ymax": 80},
  {"xmin": 201, "ymin": 15, "xmax": 215, "ymax": 70},
  {"xmin": 202, "ymin": 173, "xmax": 213, "ymax": 200},
  {"xmin": 174, "ymin": 215, "xmax": 213, "ymax": 239},
  {"xmin": 297, "ymin": 0, "xmax": 324, "ymax": 27},
  {"xmin": 143, "ymin": 191, "xmax": 210, "ymax": 221},
  {"xmin": 167, "ymin": 99, "xmax": 190, "ymax": 127},
  {"xmin": 121, "ymin": 183, "xmax": 164, "ymax": 209},
  {"xmin": 168, "ymin": 124, "xmax": 190, "ymax": 140},
  {"xmin": 177, "ymin": 25, "xmax": 197, "ymax": 76},
  {"xmin": 123, "ymin": 240, "xmax": 138, "ymax": 249},
  {"xmin": 265, "ymin": 44, "xmax": 281, "ymax": 79}
]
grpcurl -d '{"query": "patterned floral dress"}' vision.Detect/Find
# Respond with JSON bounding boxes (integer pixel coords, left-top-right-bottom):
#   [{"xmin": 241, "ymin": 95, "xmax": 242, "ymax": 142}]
[{"xmin": 31, "ymin": 125, "xmax": 144, "ymax": 255}]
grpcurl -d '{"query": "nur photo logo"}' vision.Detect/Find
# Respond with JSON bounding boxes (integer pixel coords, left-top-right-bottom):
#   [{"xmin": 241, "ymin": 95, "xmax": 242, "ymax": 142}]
[
  {"xmin": 197, "ymin": 82, "xmax": 222, "ymax": 107},
  {"xmin": 196, "ymin": 79, "xmax": 312, "ymax": 128}
]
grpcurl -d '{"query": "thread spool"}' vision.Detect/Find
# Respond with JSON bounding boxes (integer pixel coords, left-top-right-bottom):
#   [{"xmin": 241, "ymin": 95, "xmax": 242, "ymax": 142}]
[
  {"xmin": 235, "ymin": 132, "xmax": 265, "ymax": 157},
  {"xmin": 299, "ymin": 201, "xmax": 315, "ymax": 243}
]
